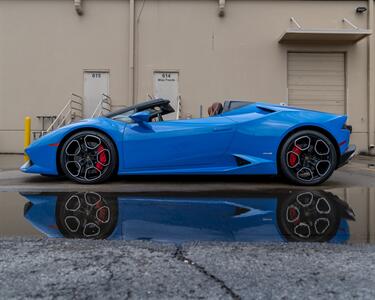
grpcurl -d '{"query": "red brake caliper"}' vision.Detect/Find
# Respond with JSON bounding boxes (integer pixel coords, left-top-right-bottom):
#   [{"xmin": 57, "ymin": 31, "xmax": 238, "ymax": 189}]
[
  {"xmin": 288, "ymin": 207, "xmax": 300, "ymax": 225},
  {"xmin": 289, "ymin": 146, "xmax": 301, "ymax": 167},
  {"xmin": 95, "ymin": 201, "xmax": 108, "ymax": 222},
  {"xmin": 95, "ymin": 145, "xmax": 107, "ymax": 171}
]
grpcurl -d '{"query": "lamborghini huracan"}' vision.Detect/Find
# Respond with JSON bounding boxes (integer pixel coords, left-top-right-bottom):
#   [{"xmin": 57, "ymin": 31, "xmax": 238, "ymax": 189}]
[{"xmin": 21, "ymin": 99, "xmax": 356, "ymax": 185}]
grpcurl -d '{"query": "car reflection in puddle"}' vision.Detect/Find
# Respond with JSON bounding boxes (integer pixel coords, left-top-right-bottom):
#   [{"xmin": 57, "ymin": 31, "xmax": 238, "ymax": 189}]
[{"xmin": 21, "ymin": 190, "xmax": 355, "ymax": 243}]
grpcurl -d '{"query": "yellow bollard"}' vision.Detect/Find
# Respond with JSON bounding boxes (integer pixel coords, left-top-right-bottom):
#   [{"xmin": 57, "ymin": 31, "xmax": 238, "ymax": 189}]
[{"xmin": 24, "ymin": 116, "xmax": 31, "ymax": 161}]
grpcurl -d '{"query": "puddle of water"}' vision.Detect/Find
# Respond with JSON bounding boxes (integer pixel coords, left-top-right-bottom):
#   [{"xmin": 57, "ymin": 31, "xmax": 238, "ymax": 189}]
[{"xmin": 1, "ymin": 188, "xmax": 375, "ymax": 244}]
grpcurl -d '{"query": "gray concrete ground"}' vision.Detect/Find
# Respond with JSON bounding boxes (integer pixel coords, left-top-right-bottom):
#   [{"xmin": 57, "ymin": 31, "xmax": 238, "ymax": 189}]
[
  {"xmin": 0, "ymin": 155, "xmax": 374, "ymax": 192},
  {"xmin": 1, "ymin": 238, "xmax": 375, "ymax": 299},
  {"xmin": 0, "ymin": 154, "xmax": 24, "ymax": 172}
]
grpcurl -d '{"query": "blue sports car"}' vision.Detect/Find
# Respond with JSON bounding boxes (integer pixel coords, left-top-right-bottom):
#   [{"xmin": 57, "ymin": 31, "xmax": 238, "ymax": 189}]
[{"xmin": 21, "ymin": 99, "xmax": 356, "ymax": 185}]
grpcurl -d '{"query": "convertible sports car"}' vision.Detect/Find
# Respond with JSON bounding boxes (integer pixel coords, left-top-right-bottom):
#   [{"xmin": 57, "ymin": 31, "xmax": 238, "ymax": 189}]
[{"xmin": 21, "ymin": 99, "xmax": 356, "ymax": 185}]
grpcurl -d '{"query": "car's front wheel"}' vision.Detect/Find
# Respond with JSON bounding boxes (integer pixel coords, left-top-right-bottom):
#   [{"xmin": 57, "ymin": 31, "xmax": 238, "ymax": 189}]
[
  {"xmin": 279, "ymin": 130, "xmax": 337, "ymax": 186},
  {"xmin": 60, "ymin": 130, "xmax": 117, "ymax": 184}
]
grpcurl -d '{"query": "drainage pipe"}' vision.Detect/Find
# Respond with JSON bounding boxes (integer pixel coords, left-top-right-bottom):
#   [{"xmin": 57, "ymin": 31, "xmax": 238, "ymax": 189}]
[
  {"xmin": 368, "ymin": 0, "xmax": 375, "ymax": 154},
  {"xmin": 129, "ymin": 0, "xmax": 135, "ymax": 105}
]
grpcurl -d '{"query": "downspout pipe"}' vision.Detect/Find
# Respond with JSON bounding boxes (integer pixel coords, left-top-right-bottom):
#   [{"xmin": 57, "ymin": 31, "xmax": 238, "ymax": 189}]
[
  {"xmin": 368, "ymin": 0, "xmax": 375, "ymax": 154},
  {"xmin": 129, "ymin": 0, "xmax": 135, "ymax": 105},
  {"xmin": 74, "ymin": 0, "xmax": 83, "ymax": 15}
]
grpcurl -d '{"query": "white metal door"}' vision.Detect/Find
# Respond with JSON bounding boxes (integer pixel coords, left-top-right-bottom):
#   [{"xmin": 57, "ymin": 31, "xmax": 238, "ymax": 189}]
[
  {"xmin": 287, "ymin": 53, "xmax": 345, "ymax": 114},
  {"xmin": 83, "ymin": 71, "xmax": 109, "ymax": 118},
  {"xmin": 153, "ymin": 72, "xmax": 179, "ymax": 120}
]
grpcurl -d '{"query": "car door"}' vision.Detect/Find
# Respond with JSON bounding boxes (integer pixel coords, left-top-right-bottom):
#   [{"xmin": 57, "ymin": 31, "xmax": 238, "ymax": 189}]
[{"xmin": 123, "ymin": 116, "xmax": 236, "ymax": 171}]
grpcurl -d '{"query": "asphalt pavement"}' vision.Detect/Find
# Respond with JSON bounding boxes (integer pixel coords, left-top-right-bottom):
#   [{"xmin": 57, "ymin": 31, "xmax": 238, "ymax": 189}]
[{"xmin": 1, "ymin": 238, "xmax": 375, "ymax": 299}]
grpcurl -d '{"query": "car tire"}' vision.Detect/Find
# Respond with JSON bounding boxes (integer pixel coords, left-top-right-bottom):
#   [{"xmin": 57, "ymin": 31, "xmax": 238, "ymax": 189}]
[
  {"xmin": 60, "ymin": 130, "xmax": 117, "ymax": 184},
  {"xmin": 279, "ymin": 130, "xmax": 337, "ymax": 186}
]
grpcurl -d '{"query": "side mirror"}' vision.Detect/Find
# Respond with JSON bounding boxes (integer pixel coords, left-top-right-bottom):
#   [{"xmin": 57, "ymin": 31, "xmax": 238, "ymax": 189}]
[{"xmin": 129, "ymin": 111, "xmax": 151, "ymax": 124}]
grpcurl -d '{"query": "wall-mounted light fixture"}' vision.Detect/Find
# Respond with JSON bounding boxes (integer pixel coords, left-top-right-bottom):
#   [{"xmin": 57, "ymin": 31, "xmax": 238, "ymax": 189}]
[
  {"xmin": 218, "ymin": 0, "xmax": 225, "ymax": 17},
  {"xmin": 74, "ymin": 0, "xmax": 83, "ymax": 16},
  {"xmin": 356, "ymin": 6, "xmax": 368, "ymax": 14}
]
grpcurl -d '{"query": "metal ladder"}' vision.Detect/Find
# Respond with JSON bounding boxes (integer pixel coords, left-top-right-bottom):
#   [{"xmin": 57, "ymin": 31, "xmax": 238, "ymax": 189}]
[
  {"xmin": 31, "ymin": 93, "xmax": 184, "ymax": 140},
  {"xmin": 33, "ymin": 93, "xmax": 83, "ymax": 138},
  {"xmin": 91, "ymin": 94, "xmax": 112, "ymax": 118},
  {"xmin": 176, "ymin": 95, "xmax": 182, "ymax": 119},
  {"xmin": 32, "ymin": 93, "xmax": 114, "ymax": 140}
]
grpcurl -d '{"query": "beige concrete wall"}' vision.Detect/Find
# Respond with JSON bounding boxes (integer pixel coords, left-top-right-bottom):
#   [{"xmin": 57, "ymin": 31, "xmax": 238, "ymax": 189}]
[
  {"xmin": 0, "ymin": 0, "xmax": 129, "ymax": 152},
  {"xmin": 135, "ymin": 0, "xmax": 369, "ymax": 152},
  {"xmin": 0, "ymin": 0, "xmax": 371, "ymax": 153}
]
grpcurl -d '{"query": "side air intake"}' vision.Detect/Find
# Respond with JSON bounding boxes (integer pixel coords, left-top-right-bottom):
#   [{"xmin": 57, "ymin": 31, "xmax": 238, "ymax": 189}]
[
  {"xmin": 235, "ymin": 156, "xmax": 251, "ymax": 166},
  {"xmin": 256, "ymin": 105, "xmax": 276, "ymax": 114}
]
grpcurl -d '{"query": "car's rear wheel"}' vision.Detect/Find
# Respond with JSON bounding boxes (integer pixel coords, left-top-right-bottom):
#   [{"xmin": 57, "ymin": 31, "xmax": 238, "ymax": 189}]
[
  {"xmin": 60, "ymin": 130, "xmax": 117, "ymax": 184},
  {"xmin": 279, "ymin": 130, "xmax": 337, "ymax": 186}
]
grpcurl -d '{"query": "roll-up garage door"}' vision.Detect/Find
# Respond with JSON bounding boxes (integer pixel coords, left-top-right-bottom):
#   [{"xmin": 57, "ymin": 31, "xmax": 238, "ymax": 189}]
[{"xmin": 287, "ymin": 52, "xmax": 345, "ymax": 114}]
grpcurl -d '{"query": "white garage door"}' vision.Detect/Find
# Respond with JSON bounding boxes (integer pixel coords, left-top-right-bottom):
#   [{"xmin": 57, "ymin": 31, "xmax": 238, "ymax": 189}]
[{"xmin": 287, "ymin": 52, "xmax": 345, "ymax": 114}]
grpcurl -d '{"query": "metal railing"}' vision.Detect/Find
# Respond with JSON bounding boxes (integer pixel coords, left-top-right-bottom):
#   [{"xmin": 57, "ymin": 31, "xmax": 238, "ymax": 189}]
[
  {"xmin": 176, "ymin": 95, "xmax": 182, "ymax": 120},
  {"xmin": 31, "ymin": 92, "xmax": 185, "ymax": 140},
  {"xmin": 42, "ymin": 93, "xmax": 83, "ymax": 135},
  {"xmin": 91, "ymin": 94, "xmax": 112, "ymax": 118}
]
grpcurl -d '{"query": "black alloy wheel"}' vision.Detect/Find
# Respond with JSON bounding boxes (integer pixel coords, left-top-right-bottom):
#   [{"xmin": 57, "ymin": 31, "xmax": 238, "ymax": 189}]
[
  {"xmin": 60, "ymin": 130, "xmax": 117, "ymax": 184},
  {"xmin": 280, "ymin": 130, "xmax": 337, "ymax": 185}
]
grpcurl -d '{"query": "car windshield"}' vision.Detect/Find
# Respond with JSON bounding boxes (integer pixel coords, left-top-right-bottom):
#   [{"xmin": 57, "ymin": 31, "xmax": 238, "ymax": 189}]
[
  {"xmin": 111, "ymin": 109, "xmax": 136, "ymax": 123},
  {"xmin": 111, "ymin": 107, "xmax": 164, "ymax": 123},
  {"xmin": 107, "ymin": 99, "xmax": 175, "ymax": 123}
]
